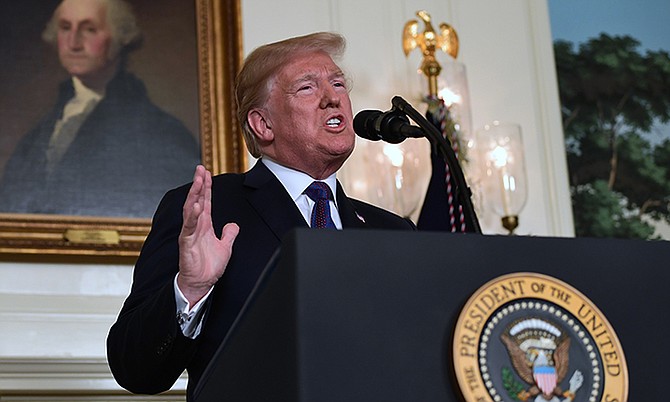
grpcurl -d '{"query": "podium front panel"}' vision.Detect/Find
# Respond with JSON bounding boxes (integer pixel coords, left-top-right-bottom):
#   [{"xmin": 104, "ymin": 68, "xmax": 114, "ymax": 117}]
[{"xmin": 195, "ymin": 229, "xmax": 669, "ymax": 401}]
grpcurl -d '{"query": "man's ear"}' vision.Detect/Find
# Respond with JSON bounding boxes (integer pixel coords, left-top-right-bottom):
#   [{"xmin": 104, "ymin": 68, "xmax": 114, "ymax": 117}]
[{"xmin": 247, "ymin": 109, "xmax": 274, "ymax": 143}]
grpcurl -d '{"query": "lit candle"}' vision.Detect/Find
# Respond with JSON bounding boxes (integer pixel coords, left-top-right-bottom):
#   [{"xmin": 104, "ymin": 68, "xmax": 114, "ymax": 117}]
[{"xmin": 491, "ymin": 145, "xmax": 512, "ymax": 216}]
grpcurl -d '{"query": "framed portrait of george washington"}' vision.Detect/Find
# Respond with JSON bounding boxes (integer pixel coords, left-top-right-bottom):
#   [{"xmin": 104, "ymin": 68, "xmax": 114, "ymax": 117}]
[{"xmin": 0, "ymin": 0, "xmax": 245, "ymax": 257}]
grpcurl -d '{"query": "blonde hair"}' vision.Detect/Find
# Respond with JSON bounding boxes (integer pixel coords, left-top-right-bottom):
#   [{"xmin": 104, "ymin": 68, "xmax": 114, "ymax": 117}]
[
  {"xmin": 235, "ymin": 32, "xmax": 346, "ymax": 158},
  {"xmin": 42, "ymin": 0, "xmax": 143, "ymax": 59}
]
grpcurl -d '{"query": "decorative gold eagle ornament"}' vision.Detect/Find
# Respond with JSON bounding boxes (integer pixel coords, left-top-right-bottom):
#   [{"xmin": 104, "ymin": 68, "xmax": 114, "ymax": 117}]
[
  {"xmin": 402, "ymin": 10, "xmax": 459, "ymax": 59},
  {"xmin": 402, "ymin": 10, "xmax": 459, "ymax": 96}
]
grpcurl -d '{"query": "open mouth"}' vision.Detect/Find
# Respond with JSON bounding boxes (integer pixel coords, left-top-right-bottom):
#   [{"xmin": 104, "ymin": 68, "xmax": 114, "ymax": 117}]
[{"xmin": 326, "ymin": 116, "xmax": 342, "ymax": 128}]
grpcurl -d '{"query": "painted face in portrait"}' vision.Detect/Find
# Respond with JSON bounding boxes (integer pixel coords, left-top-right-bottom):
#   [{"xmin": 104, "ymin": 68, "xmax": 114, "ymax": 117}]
[
  {"xmin": 250, "ymin": 51, "xmax": 356, "ymax": 179},
  {"xmin": 55, "ymin": 0, "xmax": 118, "ymax": 88}
]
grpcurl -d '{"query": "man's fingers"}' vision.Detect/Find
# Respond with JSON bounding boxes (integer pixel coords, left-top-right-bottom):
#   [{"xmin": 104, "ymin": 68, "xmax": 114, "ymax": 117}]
[
  {"xmin": 182, "ymin": 165, "xmax": 209, "ymax": 230},
  {"xmin": 203, "ymin": 167, "xmax": 213, "ymax": 215},
  {"xmin": 184, "ymin": 167, "xmax": 204, "ymax": 209},
  {"xmin": 220, "ymin": 223, "xmax": 240, "ymax": 249}
]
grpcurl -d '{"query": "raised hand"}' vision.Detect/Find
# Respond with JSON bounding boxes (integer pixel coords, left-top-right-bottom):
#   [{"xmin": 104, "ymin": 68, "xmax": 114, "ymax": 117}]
[{"xmin": 177, "ymin": 165, "xmax": 239, "ymax": 305}]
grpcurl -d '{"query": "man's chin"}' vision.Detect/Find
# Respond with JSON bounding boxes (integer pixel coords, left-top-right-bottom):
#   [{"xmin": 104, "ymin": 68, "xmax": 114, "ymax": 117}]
[
  {"xmin": 329, "ymin": 146, "xmax": 355, "ymax": 168},
  {"xmin": 61, "ymin": 60, "xmax": 98, "ymax": 75},
  {"xmin": 336, "ymin": 140, "xmax": 355, "ymax": 160},
  {"xmin": 64, "ymin": 66, "xmax": 94, "ymax": 78}
]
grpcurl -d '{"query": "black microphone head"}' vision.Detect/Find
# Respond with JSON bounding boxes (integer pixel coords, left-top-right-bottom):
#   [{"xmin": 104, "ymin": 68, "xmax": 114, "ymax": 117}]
[
  {"xmin": 353, "ymin": 110, "xmax": 383, "ymax": 141},
  {"xmin": 377, "ymin": 111, "xmax": 410, "ymax": 144}
]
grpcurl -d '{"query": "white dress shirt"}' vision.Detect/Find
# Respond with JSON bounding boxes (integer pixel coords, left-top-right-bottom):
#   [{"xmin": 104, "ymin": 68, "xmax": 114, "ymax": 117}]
[
  {"xmin": 262, "ymin": 157, "xmax": 342, "ymax": 229},
  {"xmin": 46, "ymin": 78, "xmax": 103, "ymax": 174}
]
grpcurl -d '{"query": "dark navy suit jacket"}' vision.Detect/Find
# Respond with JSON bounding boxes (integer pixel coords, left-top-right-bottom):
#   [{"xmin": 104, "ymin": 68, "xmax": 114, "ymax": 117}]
[
  {"xmin": 107, "ymin": 161, "xmax": 416, "ymax": 399},
  {"xmin": 0, "ymin": 70, "xmax": 199, "ymax": 217}
]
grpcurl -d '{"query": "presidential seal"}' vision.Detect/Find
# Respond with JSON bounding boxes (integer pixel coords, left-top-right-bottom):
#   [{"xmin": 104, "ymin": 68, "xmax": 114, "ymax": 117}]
[{"xmin": 452, "ymin": 273, "xmax": 627, "ymax": 402}]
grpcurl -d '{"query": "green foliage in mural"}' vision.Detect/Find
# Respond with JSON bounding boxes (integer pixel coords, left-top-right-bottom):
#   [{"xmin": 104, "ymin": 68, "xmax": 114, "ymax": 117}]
[{"xmin": 554, "ymin": 33, "xmax": 670, "ymax": 238}]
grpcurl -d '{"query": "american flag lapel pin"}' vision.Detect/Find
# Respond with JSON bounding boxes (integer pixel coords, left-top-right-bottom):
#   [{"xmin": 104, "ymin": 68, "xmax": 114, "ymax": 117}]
[{"xmin": 355, "ymin": 211, "xmax": 366, "ymax": 223}]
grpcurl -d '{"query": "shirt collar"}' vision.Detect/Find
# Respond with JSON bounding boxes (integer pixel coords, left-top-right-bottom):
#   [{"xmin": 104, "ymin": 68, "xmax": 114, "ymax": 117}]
[
  {"xmin": 72, "ymin": 77, "xmax": 104, "ymax": 103},
  {"xmin": 261, "ymin": 157, "xmax": 338, "ymax": 203}
]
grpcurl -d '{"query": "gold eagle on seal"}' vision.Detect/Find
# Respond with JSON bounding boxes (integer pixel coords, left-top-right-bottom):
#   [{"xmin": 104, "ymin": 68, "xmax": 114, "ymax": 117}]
[{"xmin": 501, "ymin": 318, "xmax": 584, "ymax": 402}]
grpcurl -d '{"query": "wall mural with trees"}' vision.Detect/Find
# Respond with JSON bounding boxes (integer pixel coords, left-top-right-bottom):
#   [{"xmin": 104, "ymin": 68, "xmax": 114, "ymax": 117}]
[{"xmin": 554, "ymin": 34, "xmax": 670, "ymax": 239}]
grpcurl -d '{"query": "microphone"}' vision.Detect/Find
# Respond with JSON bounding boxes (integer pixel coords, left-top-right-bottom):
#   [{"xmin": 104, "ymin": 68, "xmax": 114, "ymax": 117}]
[{"xmin": 353, "ymin": 108, "xmax": 424, "ymax": 144}]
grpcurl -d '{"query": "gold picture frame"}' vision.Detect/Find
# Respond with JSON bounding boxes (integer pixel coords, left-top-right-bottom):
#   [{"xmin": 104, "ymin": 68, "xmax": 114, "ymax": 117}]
[{"xmin": 0, "ymin": 0, "xmax": 245, "ymax": 258}]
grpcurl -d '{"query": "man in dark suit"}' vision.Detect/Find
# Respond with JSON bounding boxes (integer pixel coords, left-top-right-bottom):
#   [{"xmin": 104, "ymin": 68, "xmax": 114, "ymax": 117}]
[
  {"xmin": 106, "ymin": 32, "xmax": 415, "ymax": 400},
  {"xmin": 0, "ymin": 0, "xmax": 199, "ymax": 217}
]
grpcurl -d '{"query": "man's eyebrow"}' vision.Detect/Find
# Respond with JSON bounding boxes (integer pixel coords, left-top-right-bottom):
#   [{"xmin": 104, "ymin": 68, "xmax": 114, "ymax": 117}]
[
  {"xmin": 298, "ymin": 70, "xmax": 345, "ymax": 81},
  {"xmin": 286, "ymin": 69, "xmax": 346, "ymax": 90},
  {"xmin": 294, "ymin": 73, "xmax": 318, "ymax": 83},
  {"xmin": 330, "ymin": 69, "xmax": 345, "ymax": 79},
  {"xmin": 57, "ymin": 17, "xmax": 99, "ymax": 26},
  {"xmin": 286, "ymin": 73, "xmax": 320, "ymax": 90}
]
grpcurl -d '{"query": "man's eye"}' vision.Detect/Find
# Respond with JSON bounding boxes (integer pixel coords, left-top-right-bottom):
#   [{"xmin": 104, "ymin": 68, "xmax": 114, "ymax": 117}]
[{"xmin": 80, "ymin": 24, "xmax": 99, "ymax": 34}]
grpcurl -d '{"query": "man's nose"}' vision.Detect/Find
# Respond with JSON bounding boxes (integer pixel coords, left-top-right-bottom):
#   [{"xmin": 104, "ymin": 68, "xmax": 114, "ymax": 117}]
[
  {"xmin": 319, "ymin": 86, "xmax": 341, "ymax": 108},
  {"xmin": 66, "ymin": 29, "xmax": 84, "ymax": 49}
]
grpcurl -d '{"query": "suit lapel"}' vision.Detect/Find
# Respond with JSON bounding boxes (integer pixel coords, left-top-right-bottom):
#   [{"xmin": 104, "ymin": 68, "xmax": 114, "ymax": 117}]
[
  {"xmin": 243, "ymin": 162, "xmax": 368, "ymax": 233},
  {"xmin": 244, "ymin": 162, "xmax": 308, "ymax": 240},
  {"xmin": 336, "ymin": 181, "xmax": 368, "ymax": 229}
]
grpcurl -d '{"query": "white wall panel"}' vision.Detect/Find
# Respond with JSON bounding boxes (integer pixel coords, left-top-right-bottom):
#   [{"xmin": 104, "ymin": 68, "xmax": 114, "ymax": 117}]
[{"xmin": 451, "ymin": 0, "xmax": 573, "ymax": 235}]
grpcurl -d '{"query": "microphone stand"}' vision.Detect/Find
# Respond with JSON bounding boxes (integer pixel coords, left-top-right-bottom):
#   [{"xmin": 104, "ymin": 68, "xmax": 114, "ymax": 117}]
[{"xmin": 391, "ymin": 95, "xmax": 482, "ymax": 234}]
